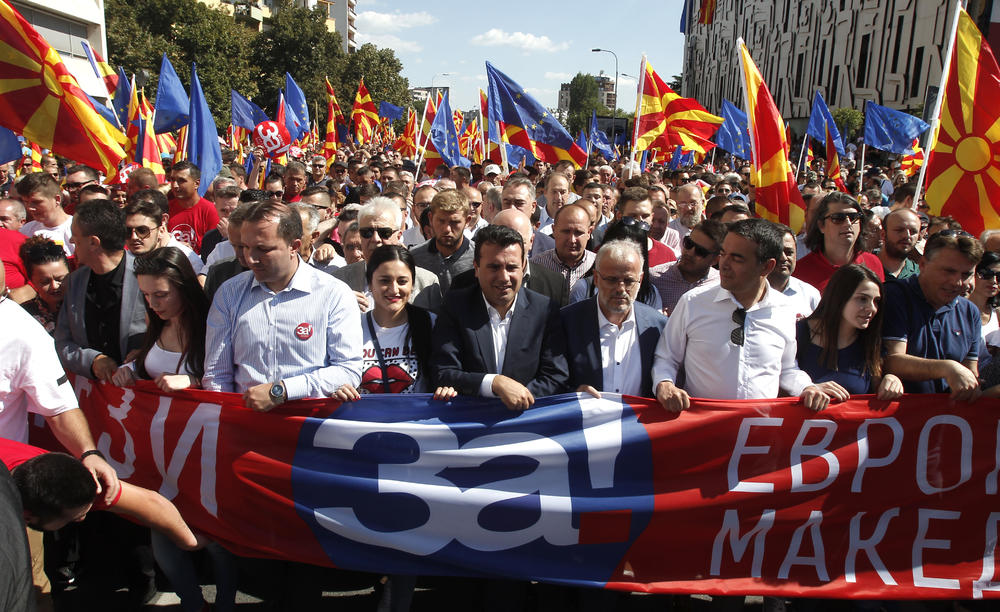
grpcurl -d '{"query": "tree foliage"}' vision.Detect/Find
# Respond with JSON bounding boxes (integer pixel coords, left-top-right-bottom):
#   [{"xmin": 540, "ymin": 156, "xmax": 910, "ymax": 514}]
[
  {"xmin": 105, "ymin": 0, "xmax": 410, "ymax": 132},
  {"xmin": 567, "ymin": 73, "xmax": 609, "ymax": 136},
  {"xmin": 832, "ymin": 107, "xmax": 864, "ymax": 141}
]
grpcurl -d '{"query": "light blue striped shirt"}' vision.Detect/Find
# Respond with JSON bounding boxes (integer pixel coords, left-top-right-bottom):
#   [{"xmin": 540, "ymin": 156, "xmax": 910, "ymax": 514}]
[{"xmin": 203, "ymin": 259, "xmax": 363, "ymax": 398}]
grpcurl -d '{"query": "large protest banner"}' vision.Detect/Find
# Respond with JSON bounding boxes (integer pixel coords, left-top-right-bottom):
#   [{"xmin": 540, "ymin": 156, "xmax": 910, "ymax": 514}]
[{"xmin": 31, "ymin": 378, "xmax": 1000, "ymax": 600}]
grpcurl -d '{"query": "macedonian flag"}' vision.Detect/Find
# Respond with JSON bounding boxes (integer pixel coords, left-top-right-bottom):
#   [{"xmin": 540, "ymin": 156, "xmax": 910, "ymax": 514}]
[
  {"xmin": 393, "ymin": 107, "xmax": 417, "ymax": 158},
  {"xmin": 351, "ymin": 77, "xmax": 379, "ymax": 145},
  {"xmin": 633, "ymin": 57, "xmax": 722, "ymax": 154},
  {"xmin": 923, "ymin": 7, "xmax": 1000, "ymax": 237},
  {"xmin": 0, "ymin": 1, "xmax": 125, "ymax": 175},
  {"xmin": 737, "ymin": 38, "xmax": 805, "ymax": 230},
  {"xmin": 901, "ymin": 139, "xmax": 924, "ymax": 177}
]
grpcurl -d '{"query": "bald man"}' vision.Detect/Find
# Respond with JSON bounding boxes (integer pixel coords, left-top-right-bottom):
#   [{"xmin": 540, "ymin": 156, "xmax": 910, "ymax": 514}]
[{"xmin": 447, "ymin": 209, "xmax": 568, "ymax": 306}]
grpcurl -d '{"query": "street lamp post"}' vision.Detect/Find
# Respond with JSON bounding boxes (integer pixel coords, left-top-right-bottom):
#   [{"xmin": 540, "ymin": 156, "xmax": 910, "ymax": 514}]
[{"xmin": 592, "ymin": 48, "xmax": 619, "ymax": 152}]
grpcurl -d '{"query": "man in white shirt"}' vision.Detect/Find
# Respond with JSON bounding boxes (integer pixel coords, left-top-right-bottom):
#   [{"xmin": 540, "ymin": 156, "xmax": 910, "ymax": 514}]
[
  {"xmin": 767, "ymin": 224, "xmax": 820, "ymax": 319},
  {"xmin": 653, "ymin": 218, "xmax": 833, "ymax": 412},
  {"xmin": 17, "ymin": 173, "xmax": 73, "ymax": 255},
  {"xmin": 537, "ymin": 172, "xmax": 579, "ymax": 235},
  {"xmin": 668, "ymin": 183, "xmax": 705, "ymax": 241}
]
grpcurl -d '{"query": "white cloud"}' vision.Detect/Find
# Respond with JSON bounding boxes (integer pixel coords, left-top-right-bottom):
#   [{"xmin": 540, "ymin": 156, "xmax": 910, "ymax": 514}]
[
  {"xmin": 544, "ymin": 71, "xmax": 572, "ymax": 81},
  {"xmin": 356, "ymin": 10, "xmax": 437, "ymax": 34},
  {"xmin": 470, "ymin": 29, "xmax": 570, "ymax": 53},
  {"xmin": 524, "ymin": 87, "xmax": 556, "ymax": 97},
  {"xmin": 356, "ymin": 32, "xmax": 422, "ymax": 53}
]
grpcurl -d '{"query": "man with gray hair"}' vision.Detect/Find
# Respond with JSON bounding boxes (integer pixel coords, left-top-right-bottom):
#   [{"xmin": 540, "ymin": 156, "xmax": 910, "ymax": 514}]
[
  {"xmin": 331, "ymin": 196, "xmax": 442, "ymax": 311},
  {"xmin": 290, "ymin": 203, "xmax": 345, "ymax": 273},
  {"xmin": 501, "ymin": 175, "xmax": 555, "ymax": 259},
  {"xmin": 308, "ymin": 155, "xmax": 330, "ymax": 188},
  {"xmin": 561, "ymin": 239, "xmax": 667, "ymax": 397},
  {"xmin": 0, "ymin": 197, "xmax": 26, "ymax": 231}
]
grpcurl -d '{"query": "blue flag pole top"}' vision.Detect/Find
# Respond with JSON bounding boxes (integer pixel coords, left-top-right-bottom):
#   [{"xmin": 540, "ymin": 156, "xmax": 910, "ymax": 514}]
[
  {"xmin": 806, "ymin": 91, "xmax": 845, "ymax": 155},
  {"xmin": 717, "ymin": 99, "xmax": 751, "ymax": 160}
]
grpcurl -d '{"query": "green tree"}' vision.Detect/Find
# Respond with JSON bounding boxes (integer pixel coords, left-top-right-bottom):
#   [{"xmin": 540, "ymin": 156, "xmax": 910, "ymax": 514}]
[
  {"xmin": 252, "ymin": 0, "xmax": 346, "ymax": 118},
  {"xmin": 106, "ymin": 0, "xmax": 258, "ymax": 126},
  {"xmin": 832, "ymin": 107, "xmax": 864, "ymax": 140},
  {"xmin": 337, "ymin": 43, "xmax": 412, "ymax": 112},
  {"xmin": 668, "ymin": 74, "xmax": 683, "ymax": 92},
  {"xmin": 567, "ymin": 73, "xmax": 609, "ymax": 136}
]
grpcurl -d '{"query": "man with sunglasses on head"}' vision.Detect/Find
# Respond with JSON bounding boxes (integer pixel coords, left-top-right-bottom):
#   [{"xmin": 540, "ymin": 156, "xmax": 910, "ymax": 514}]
[
  {"xmin": 330, "ymin": 197, "xmax": 442, "ymax": 311},
  {"xmin": 650, "ymin": 219, "xmax": 725, "ymax": 316},
  {"xmin": 793, "ymin": 192, "xmax": 885, "ymax": 292},
  {"xmin": 653, "ymin": 218, "xmax": 835, "ymax": 418}
]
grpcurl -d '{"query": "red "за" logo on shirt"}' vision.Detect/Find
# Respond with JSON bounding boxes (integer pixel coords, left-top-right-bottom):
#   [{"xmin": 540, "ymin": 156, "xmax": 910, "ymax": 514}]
[{"xmin": 295, "ymin": 323, "xmax": 313, "ymax": 340}]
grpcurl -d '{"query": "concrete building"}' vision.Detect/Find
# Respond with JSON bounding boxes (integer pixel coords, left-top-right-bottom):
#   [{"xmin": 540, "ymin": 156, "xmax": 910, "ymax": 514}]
[
  {"xmin": 681, "ymin": 0, "xmax": 997, "ymax": 121},
  {"xmin": 10, "ymin": 0, "xmax": 111, "ymax": 100},
  {"xmin": 203, "ymin": 0, "xmax": 357, "ymax": 53},
  {"xmin": 557, "ymin": 73, "xmax": 616, "ymax": 114}
]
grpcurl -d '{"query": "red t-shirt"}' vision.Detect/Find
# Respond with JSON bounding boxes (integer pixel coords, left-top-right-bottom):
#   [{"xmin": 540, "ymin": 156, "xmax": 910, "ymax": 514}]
[
  {"xmin": 167, "ymin": 197, "xmax": 219, "ymax": 254},
  {"xmin": 648, "ymin": 239, "xmax": 677, "ymax": 267},
  {"xmin": 0, "ymin": 228, "xmax": 27, "ymax": 288},
  {"xmin": 793, "ymin": 250, "xmax": 885, "ymax": 293},
  {"xmin": 0, "ymin": 439, "xmax": 120, "ymax": 510}
]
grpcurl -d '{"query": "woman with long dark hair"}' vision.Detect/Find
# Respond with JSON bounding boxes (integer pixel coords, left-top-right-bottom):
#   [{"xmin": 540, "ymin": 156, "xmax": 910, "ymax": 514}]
[
  {"xmin": 796, "ymin": 264, "xmax": 903, "ymax": 399},
  {"xmin": 112, "ymin": 247, "xmax": 208, "ymax": 391},
  {"xmin": 569, "ymin": 218, "xmax": 663, "ymax": 309},
  {"xmin": 968, "ymin": 250, "xmax": 1000, "ymax": 368}
]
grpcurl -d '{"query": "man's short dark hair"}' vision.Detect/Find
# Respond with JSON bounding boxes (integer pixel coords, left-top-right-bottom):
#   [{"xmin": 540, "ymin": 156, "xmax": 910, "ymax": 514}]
[
  {"xmin": 227, "ymin": 162, "xmax": 247, "ymax": 182},
  {"xmin": 617, "ymin": 186, "xmax": 650, "ymax": 211},
  {"xmin": 358, "ymin": 184, "xmax": 381, "ymax": 199},
  {"xmin": 127, "ymin": 189, "xmax": 169, "ymax": 217},
  {"xmin": 892, "ymin": 183, "xmax": 916, "ymax": 204},
  {"xmin": 74, "ymin": 199, "xmax": 127, "ymax": 251},
  {"xmin": 727, "ymin": 218, "xmax": 784, "ymax": 263},
  {"xmin": 451, "ymin": 166, "xmax": 471, "ymax": 181},
  {"xmin": 216, "ymin": 185, "xmax": 241, "ymax": 199},
  {"xmin": 65, "ymin": 164, "xmax": 99, "ymax": 182},
  {"xmin": 15, "ymin": 172, "xmax": 61, "ymax": 199},
  {"xmin": 79, "ymin": 184, "xmax": 109, "ymax": 197},
  {"xmin": 474, "ymin": 224, "xmax": 524, "ymax": 263},
  {"xmin": 924, "ymin": 231, "xmax": 984, "ymax": 264},
  {"xmin": 123, "ymin": 198, "xmax": 165, "ymax": 223},
  {"xmin": 243, "ymin": 200, "xmax": 302, "ymax": 245},
  {"xmin": 14, "ymin": 453, "xmax": 96, "ymax": 524},
  {"xmin": 284, "ymin": 160, "xmax": 307, "ymax": 176},
  {"xmin": 171, "ymin": 160, "xmax": 201, "ymax": 181},
  {"xmin": 127, "ymin": 167, "xmax": 158, "ymax": 189},
  {"xmin": 694, "ymin": 218, "xmax": 728, "ymax": 247}
]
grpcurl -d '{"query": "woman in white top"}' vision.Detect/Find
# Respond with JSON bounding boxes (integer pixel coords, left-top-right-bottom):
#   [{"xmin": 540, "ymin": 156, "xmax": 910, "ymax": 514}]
[
  {"xmin": 970, "ymin": 250, "xmax": 1000, "ymax": 368},
  {"xmin": 112, "ymin": 246, "xmax": 208, "ymax": 390},
  {"xmin": 111, "ymin": 247, "xmax": 234, "ymax": 612}
]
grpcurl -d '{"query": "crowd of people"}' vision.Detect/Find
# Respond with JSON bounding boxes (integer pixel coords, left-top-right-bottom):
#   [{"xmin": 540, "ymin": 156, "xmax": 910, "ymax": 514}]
[{"xmin": 0, "ymin": 142, "xmax": 996, "ymax": 610}]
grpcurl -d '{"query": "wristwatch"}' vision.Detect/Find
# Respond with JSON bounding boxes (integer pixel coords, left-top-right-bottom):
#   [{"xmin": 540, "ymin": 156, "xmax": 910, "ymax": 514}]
[{"xmin": 269, "ymin": 381, "xmax": 287, "ymax": 404}]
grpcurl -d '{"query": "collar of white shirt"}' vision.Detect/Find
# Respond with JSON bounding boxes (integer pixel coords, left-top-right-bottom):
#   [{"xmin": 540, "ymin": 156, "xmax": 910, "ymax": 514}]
[
  {"xmin": 596, "ymin": 299, "xmax": 636, "ymax": 333},
  {"xmin": 250, "ymin": 256, "xmax": 311, "ymax": 294},
  {"xmin": 710, "ymin": 281, "xmax": 780, "ymax": 312},
  {"xmin": 482, "ymin": 291, "xmax": 519, "ymax": 324}
]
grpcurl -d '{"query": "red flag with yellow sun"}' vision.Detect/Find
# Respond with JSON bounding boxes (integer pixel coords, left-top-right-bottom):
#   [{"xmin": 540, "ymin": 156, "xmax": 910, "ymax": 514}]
[
  {"xmin": 0, "ymin": 1, "xmax": 125, "ymax": 175},
  {"xmin": 923, "ymin": 7, "xmax": 1000, "ymax": 237}
]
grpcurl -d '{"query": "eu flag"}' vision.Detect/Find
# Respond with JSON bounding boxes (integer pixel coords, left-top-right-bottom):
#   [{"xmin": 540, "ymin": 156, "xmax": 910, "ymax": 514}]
[
  {"xmin": 863, "ymin": 101, "xmax": 929, "ymax": 155},
  {"xmin": 716, "ymin": 99, "xmax": 751, "ymax": 160},
  {"xmin": 429, "ymin": 91, "xmax": 469, "ymax": 168},
  {"xmin": 154, "ymin": 54, "xmax": 190, "ymax": 134},
  {"xmin": 589, "ymin": 111, "xmax": 615, "ymax": 159},
  {"xmin": 0, "ymin": 126, "xmax": 20, "ymax": 165},
  {"xmin": 284, "ymin": 73, "xmax": 310, "ymax": 141},
  {"xmin": 231, "ymin": 90, "xmax": 269, "ymax": 130},
  {"xmin": 378, "ymin": 102, "xmax": 405, "ymax": 122},
  {"xmin": 486, "ymin": 61, "xmax": 587, "ymax": 167},
  {"xmin": 806, "ymin": 92, "xmax": 844, "ymax": 155},
  {"xmin": 187, "ymin": 64, "xmax": 222, "ymax": 197},
  {"xmin": 112, "ymin": 67, "xmax": 131, "ymax": 128},
  {"xmin": 576, "ymin": 129, "xmax": 588, "ymax": 154}
]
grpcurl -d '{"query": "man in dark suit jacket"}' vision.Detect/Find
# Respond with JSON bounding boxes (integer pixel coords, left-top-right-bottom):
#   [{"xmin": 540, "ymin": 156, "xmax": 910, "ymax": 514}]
[
  {"xmin": 447, "ymin": 208, "xmax": 568, "ymax": 306},
  {"xmin": 561, "ymin": 238, "xmax": 667, "ymax": 398},
  {"xmin": 55, "ymin": 199, "xmax": 146, "ymax": 381},
  {"xmin": 431, "ymin": 225, "xmax": 568, "ymax": 410}
]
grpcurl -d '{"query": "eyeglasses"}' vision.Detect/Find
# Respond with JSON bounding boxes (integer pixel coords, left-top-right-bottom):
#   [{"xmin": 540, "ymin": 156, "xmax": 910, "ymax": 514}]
[
  {"xmin": 620, "ymin": 216, "xmax": 651, "ymax": 232},
  {"xmin": 824, "ymin": 211, "xmax": 861, "ymax": 224},
  {"xmin": 731, "ymin": 307, "xmax": 747, "ymax": 346},
  {"xmin": 359, "ymin": 226, "xmax": 395, "ymax": 240},
  {"xmin": 597, "ymin": 272, "xmax": 640, "ymax": 290},
  {"xmin": 267, "ymin": 190, "xmax": 284, "ymax": 199},
  {"xmin": 683, "ymin": 235, "xmax": 718, "ymax": 258},
  {"xmin": 978, "ymin": 269, "xmax": 1000, "ymax": 280},
  {"xmin": 126, "ymin": 225, "xmax": 156, "ymax": 238},
  {"xmin": 936, "ymin": 229, "xmax": 974, "ymax": 238}
]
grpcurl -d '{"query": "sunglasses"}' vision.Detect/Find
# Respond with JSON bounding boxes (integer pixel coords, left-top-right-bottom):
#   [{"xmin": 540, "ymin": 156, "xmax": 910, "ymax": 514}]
[
  {"xmin": 126, "ymin": 225, "xmax": 156, "ymax": 239},
  {"xmin": 824, "ymin": 211, "xmax": 861, "ymax": 224},
  {"xmin": 267, "ymin": 190, "xmax": 284, "ymax": 198},
  {"xmin": 683, "ymin": 235, "xmax": 718, "ymax": 258},
  {"xmin": 936, "ymin": 229, "xmax": 974, "ymax": 238},
  {"xmin": 978, "ymin": 269, "xmax": 1000, "ymax": 281},
  {"xmin": 731, "ymin": 307, "xmax": 746, "ymax": 346},
  {"xmin": 64, "ymin": 180, "xmax": 94, "ymax": 190},
  {"xmin": 359, "ymin": 226, "xmax": 395, "ymax": 240},
  {"xmin": 620, "ymin": 216, "xmax": 651, "ymax": 232}
]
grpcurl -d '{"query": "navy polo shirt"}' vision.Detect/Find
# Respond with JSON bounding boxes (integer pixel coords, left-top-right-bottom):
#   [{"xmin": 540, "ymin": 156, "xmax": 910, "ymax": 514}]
[{"xmin": 882, "ymin": 275, "xmax": 981, "ymax": 394}]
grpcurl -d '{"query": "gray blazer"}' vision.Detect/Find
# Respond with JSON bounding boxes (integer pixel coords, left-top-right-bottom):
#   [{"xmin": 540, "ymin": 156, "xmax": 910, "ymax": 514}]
[
  {"xmin": 331, "ymin": 260, "xmax": 443, "ymax": 311},
  {"xmin": 55, "ymin": 251, "xmax": 147, "ymax": 377}
]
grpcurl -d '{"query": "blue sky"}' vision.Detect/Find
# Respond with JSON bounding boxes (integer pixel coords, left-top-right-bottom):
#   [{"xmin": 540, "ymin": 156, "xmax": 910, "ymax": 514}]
[{"xmin": 355, "ymin": 0, "xmax": 686, "ymax": 115}]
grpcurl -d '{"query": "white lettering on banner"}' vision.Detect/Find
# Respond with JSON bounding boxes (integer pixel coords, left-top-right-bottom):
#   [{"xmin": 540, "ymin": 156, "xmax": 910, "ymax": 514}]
[
  {"xmin": 150, "ymin": 397, "xmax": 221, "ymax": 517},
  {"xmin": 845, "ymin": 508, "xmax": 900, "ymax": 585},
  {"xmin": 853, "ymin": 417, "xmax": 903, "ymax": 493},
  {"xmin": 578, "ymin": 395, "xmax": 623, "ymax": 489},
  {"xmin": 917, "ymin": 416, "xmax": 972, "ymax": 495},
  {"xmin": 97, "ymin": 387, "xmax": 136, "ymax": 478},
  {"xmin": 778, "ymin": 510, "xmax": 829, "ymax": 581},
  {"xmin": 789, "ymin": 420, "xmax": 839, "ymax": 493},
  {"xmin": 986, "ymin": 422, "xmax": 1000, "ymax": 495},
  {"xmin": 728, "ymin": 418, "xmax": 783, "ymax": 493},
  {"xmin": 974, "ymin": 512, "xmax": 1000, "ymax": 599},
  {"xmin": 912, "ymin": 508, "xmax": 961, "ymax": 590},
  {"xmin": 710, "ymin": 508, "xmax": 776, "ymax": 577},
  {"xmin": 311, "ymin": 420, "xmax": 577, "ymax": 556}
]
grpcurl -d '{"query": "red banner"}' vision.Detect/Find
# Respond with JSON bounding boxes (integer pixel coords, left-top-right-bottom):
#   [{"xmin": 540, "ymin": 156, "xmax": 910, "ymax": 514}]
[{"xmin": 31, "ymin": 379, "xmax": 1000, "ymax": 599}]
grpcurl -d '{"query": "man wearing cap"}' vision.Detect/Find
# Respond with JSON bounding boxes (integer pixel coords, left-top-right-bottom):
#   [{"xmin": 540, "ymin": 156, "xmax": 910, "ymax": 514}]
[{"xmin": 481, "ymin": 164, "xmax": 502, "ymax": 186}]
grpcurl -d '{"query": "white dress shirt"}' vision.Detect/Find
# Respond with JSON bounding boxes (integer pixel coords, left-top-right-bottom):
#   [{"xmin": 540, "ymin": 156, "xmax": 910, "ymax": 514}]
[
  {"xmin": 667, "ymin": 218, "xmax": 693, "ymax": 241},
  {"xmin": 478, "ymin": 293, "xmax": 518, "ymax": 397},
  {"xmin": 597, "ymin": 305, "xmax": 642, "ymax": 396},
  {"xmin": 203, "ymin": 259, "xmax": 363, "ymax": 399},
  {"xmin": 780, "ymin": 276, "xmax": 821, "ymax": 320},
  {"xmin": 652, "ymin": 283, "xmax": 814, "ymax": 400}
]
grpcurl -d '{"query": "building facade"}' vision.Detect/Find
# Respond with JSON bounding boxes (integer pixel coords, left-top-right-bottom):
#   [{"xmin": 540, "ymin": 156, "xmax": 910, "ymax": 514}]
[
  {"xmin": 681, "ymin": 0, "xmax": 996, "ymax": 121},
  {"xmin": 203, "ymin": 0, "xmax": 357, "ymax": 53}
]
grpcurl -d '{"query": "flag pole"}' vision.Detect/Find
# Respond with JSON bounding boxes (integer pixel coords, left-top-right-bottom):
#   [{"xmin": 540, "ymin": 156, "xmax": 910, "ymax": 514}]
[
  {"xmin": 795, "ymin": 131, "xmax": 809, "ymax": 182},
  {"xmin": 736, "ymin": 38, "xmax": 760, "ymax": 187},
  {"xmin": 414, "ymin": 93, "xmax": 430, "ymax": 168},
  {"xmin": 915, "ymin": 0, "xmax": 962, "ymax": 208},
  {"xmin": 627, "ymin": 55, "xmax": 647, "ymax": 177},
  {"xmin": 859, "ymin": 143, "xmax": 866, "ymax": 176},
  {"xmin": 480, "ymin": 93, "xmax": 488, "ymax": 165}
]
